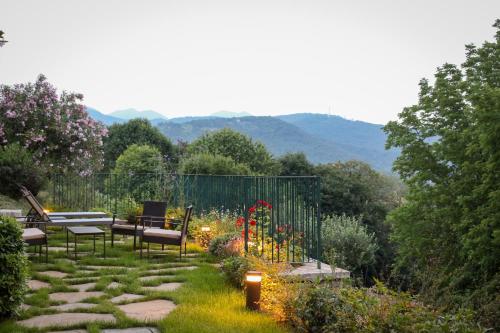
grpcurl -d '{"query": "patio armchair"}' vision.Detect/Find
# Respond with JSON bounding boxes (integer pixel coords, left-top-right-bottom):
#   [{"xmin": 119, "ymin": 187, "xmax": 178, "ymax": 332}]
[
  {"xmin": 111, "ymin": 201, "xmax": 167, "ymax": 251},
  {"xmin": 140, "ymin": 205, "xmax": 193, "ymax": 260},
  {"xmin": 20, "ymin": 221, "xmax": 48, "ymax": 263}
]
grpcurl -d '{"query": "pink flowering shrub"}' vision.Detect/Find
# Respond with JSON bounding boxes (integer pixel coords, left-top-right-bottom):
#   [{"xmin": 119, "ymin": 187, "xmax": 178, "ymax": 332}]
[{"xmin": 0, "ymin": 75, "xmax": 107, "ymax": 175}]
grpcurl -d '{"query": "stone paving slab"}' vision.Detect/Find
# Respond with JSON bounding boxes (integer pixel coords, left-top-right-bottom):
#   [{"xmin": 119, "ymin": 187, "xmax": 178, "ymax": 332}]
[
  {"xmin": 64, "ymin": 276, "xmax": 100, "ymax": 283},
  {"xmin": 107, "ymin": 282, "xmax": 123, "ymax": 289},
  {"xmin": 17, "ymin": 312, "xmax": 116, "ymax": 328},
  {"xmin": 110, "ymin": 293, "xmax": 144, "ymax": 304},
  {"xmin": 142, "ymin": 283, "xmax": 183, "ymax": 292},
  {"xmin": 20, "ymin": 303, "xmax": 31, "ymax": 311},
  {"xmin": 50, "ymin": 302, "xmax": 97, "ymax": 311},
  {"xmin": 281, "ymin": 261, "xmax": 351, "ymax": 280},
  {"xmin": 71, "ymin": 282, "xmax": 96, "ymax": 291},
  {"xmin": 48, "ymin": 246, "xmax": 70, "ymax": 252},
  {"xmin": 39, "ymin": 271, "xmax": 69, "ymax": 278},
  {"xmin": 48, "ymin": 330, "xmax": 87, "ymax": 333},
  {"xmin": 102, "ymin": 328, "xmax": 159, "ymax": 333},
  {"xmin": 138, "ymin": 275, "xmax": 166, "ymax": 282},
  {"xmin": 49, "ymin": 291, "xmax": 105, "ymax": 303},
  {"xmin": 28, "ymin": 279, "xmax": 50, "ymax": 290},
  {"xmin": 117, "ymin": 299, "xmax": 176, "ymax": 321},
  {"xmin": 83, "ymin": 265, "xmax": 132, "ymax": 271}
]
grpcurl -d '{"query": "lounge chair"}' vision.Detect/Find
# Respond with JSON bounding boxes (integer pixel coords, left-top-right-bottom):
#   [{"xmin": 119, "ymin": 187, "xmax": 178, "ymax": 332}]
[
  {"xmin": 140, "ymin": 205, "xmax": 193, "ymax": 260},
  {"xmin": 20, "ymin": 221, "xmax": 48, "ymax": 263},
  {"xmin": 20, "ymin": 187, "xmax": 124, "ymax": 227},
  {"xmin": 20, "ymin": 186, "xmax": 107, "ymax": 220},
  {"xmin": 111, "ymin": 201, "xmax": 167, "ymax": 251}
]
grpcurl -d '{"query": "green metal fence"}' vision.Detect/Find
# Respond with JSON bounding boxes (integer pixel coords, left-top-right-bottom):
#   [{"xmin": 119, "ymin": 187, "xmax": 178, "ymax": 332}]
[{"xmin": 49, "ymin": 173, "xmax": 321, "ymax": 264}]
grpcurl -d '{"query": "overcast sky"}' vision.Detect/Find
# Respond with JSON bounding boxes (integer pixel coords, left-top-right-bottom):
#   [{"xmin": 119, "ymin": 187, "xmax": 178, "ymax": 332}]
[{"xmin": 0, "ymin": 1, "xmax": 498, "ymax": 124}]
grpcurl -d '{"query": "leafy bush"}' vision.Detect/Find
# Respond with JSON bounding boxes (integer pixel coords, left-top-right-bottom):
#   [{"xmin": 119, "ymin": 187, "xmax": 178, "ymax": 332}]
[
  {"xmin": 322, "ymin": 214, "xmax": 378, "ymax": 280},
  {"xmin": 180, "ymin": 153, "xmax": 251, "ymax": 175},
  {"xmin": 208, "ymin": 233, "xmax": 242, "ymax": 258},
  {"xmin": 0, "ymin": 143, "xmax": 46, "ymax": 199},
  {"xmin": 0, "ymin": 216, "xmax": 28, "ymax": 317},
  {"xmin": 289, "ymin": 282, "xmax": 486, "ymax": 333},
  {"xmin": 221, "ymin": 256, "xmax": 251, "ymax": 287},
  {"xmin": 189, "ymin": 209, "xmax": 240, "ymax": 247}
]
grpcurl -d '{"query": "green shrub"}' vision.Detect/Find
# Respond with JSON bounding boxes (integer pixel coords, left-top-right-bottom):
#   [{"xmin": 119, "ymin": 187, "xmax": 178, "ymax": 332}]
[
  {"xmin": 322, "ymin": 214, "xmax": 378, "ymax": 279},
  {"xmin": 290, "ymin": 282, "xmax": 486, "ymax": 333},
  {"xmin": 180, "ymin": 153, "xmax": 251, "ymax": 175},
  {"xmin": 221, "ymin": 256, "xmax": 251, "ymax": 288},
  {"xmin": 208, "ymin": 233, "xmax": 242, "ymax": 258},
  {"xmin": 0, "ymin": 143, "xmax": 46, "ymax": 199},
  {"xmin": 0, "ymin": 216, "xmax": 28, "ymax": 317}
]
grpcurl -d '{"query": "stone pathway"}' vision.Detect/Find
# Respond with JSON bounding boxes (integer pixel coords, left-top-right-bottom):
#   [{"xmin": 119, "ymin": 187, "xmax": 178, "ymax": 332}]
[
  {"xmin": 117, "ymin": 300, "xmax": 176, "ymax": 321},
  {"xmin": 50, "ymin": 302, "xmax": 97, "ymax": 311},
  {"xmin": 71, "ymin": 282, "xmax": 96, "ymax": 291},
  {"xmin": 49, "ymin": 291, "xmax": 105, "ymax": 303},
  {"xmin": 138, "ymin": 275, "xmax": 165, "ymax": 282},
  {"xmin": 18, "ymin": 312, "xmax": 116, "ymax": 328},
  {"xmin": 142, "ymin": 282, "xmax": 183, "ymax": 292},
  {"xmin": 107, "ymin": 282, "xmax": 123, "ymax": 289},
  {"xmin": 49, "ymin": 330, "xmax": 87, "ymax": 333},
  {"xmin": 39, "ymin": 271, "xmax": 69, "ymax": 278},
  {"xmin": 110, "ymin": 293, "xmax": 144, "ymax": 304},
  {"xmin": 28, "ymin": 279, "xmax": 50, "ymax": 290}
]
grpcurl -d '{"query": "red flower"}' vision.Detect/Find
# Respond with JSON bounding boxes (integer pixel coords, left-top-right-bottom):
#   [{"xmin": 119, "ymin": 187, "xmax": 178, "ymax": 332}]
[
  {"xmin": 241, "ymin": 230, "xmax": 245, "ymax": 236},
  {"xmin": 249, "ymin": 219, "xmax": 256, "ymax": 226},
  {"xmin": 235, "ymin": 216, "xmax": 244, "ymax": 227},
  {"xmin": 248, "ymin": 206, "xmax": 256, "ymax": 214},
  {"xmin": 277, "ymin": 226, "xmax": 284, "ymax": 233},
  {"xmin": 275, "ymin": 244, "xmax": 280, "ymax": 251}
]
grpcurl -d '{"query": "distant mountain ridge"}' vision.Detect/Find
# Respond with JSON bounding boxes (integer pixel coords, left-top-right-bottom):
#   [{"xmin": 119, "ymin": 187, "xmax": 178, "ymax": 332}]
[
  {"xmin": 85, "ymin": 107, "xmax": 397, "ymax": 171},
  {"xmin": 110, "ymin": 108, "xmax": 167, "ymax": 121}
]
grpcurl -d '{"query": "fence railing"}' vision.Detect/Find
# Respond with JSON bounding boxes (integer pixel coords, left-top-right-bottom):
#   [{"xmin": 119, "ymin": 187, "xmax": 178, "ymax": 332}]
[{"xmin": 49, "ymin": 173, "xmax": 321, "ymax": 265}]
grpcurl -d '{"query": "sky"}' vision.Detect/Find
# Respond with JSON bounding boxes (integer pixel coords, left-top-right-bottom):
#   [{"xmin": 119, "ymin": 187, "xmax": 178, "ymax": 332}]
[{"xmin": 0, "ymin": 0, "xmax": 498, "ymax": 124}]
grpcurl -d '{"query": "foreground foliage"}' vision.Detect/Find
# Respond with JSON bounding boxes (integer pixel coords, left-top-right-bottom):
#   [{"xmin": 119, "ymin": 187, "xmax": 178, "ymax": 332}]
[{"xmin": 384, "ymin": 20, "xmax": 500, "ymax": 329}]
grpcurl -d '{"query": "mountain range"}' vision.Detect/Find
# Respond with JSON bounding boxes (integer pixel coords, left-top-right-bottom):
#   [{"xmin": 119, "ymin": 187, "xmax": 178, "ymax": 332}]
[{"xmin": 85, "ymin": 107, "xmax": 397, "ymax": 172}]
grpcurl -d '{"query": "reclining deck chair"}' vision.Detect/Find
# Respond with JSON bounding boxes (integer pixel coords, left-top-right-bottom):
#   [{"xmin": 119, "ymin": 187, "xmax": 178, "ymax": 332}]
[
  {"xmin": 140, "ymin": 205, "xmax": 193, "ymax": 260},
  {"xmin": 111, "ymin": 201, "xmax": 167, "ymax": 250},
  {"xmin": 20, "ymin": 187, "xmax": 123, "ymax": 227}
]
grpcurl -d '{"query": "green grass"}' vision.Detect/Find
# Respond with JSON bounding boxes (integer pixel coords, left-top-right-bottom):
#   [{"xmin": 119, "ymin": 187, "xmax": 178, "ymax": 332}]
[{"xmin": 0, "ymin": 228, "xmax": 289, "ymax": 333}]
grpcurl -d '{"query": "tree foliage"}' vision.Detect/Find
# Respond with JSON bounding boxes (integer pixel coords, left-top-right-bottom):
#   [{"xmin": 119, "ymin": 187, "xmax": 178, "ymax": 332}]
[
  {"xmin": 278, "ymin": 152, "xmax": 314, "ymax": 176},
  {"xmin": 113, "ymin": 144, "xmax": 166, "ymax": 175},
  {"xmin": 103, "ymin": 118, "xmax": 174, "ymax": 171},
  {"xmin": 384, "ymin": 20, "xmax": 500, "ymax": 328},
  {"xmin": 0, "ymin": 75, "xmax": 107, "ymax": 175},
  {"xmin": 188, "ymin": 128, "xmax": 280, "ymax": 175},
  {"xmin": 180, "ymin": 153, "xmax": 251, "ymax": 175}
]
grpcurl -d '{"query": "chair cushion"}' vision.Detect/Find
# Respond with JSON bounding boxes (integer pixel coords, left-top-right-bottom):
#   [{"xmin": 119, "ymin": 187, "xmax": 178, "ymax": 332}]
[
  {"xmin": 23, "ymin": 228, "xmax": 45, "ymax": 240},
  {"xmin": 143, "ymin": 229, "xmax": 181, "ymax": 239},
  {"xmin": 111, "ymin": 224, "xmax": 144, "ymax": 230}
]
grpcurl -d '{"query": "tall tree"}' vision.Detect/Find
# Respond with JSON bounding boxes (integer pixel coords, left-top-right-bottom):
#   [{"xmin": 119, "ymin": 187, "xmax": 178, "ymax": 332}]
[
  {"xmin": 278, "ymin": 152, "xmax": 314, "ymax": 176},
  {"xmin": 103, "ymin": 118, "xmax": 175, "ymax": 171},
  {"xmin": 188, "ymin": 128, "xmax": 280, "ymax": 175},
  {"xmin": 384, "ymin": 20, "xmax": 500, "ymax": 328}
]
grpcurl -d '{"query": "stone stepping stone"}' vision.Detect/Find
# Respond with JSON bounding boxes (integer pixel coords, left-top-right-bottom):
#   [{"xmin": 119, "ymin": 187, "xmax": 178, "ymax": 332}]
[
  {"xmin": 107, "ymin": 282, "xmax": 123, "ymax": 289},
  {"xmin": 20, "ymin": 303, "xmax": 31, "ymax": 311},
  {"xmin": 49, "ymin": 291, "xmax": 105, "ymax": 303},
  {"xmin": 48, "ymin": 246, "xmax": 70, "ymax": 252},
  {"xmin": 71, "ymin": 282, "xmax": 96, "ymax": 292},
  {"xmin": 39, "ymin": 271, "xmax": 69, "ymax": 278},
  {"xmin": 50, "ymin": 302, "xmax": 97, "ymax": 311},
  {"xmin": 18, "ymin": 312, "xmax": 116, "ymax": 328},
  {"xmin": 82, "ymin": 265, "xmax": 131, "ymax": 271},
  {"xmin": 49, "ymin": 330, "xmax": 87, "ymax": 333},
  {"xmin": 166, "ymin": 266, "xmax": 198, "ymax": 271},
  {"xmin": 110, "ymin": 293, "xmax": 144, "ymax": 304},
  {"xmin": 138, "ymin": 275, "xmax": 165, "ymax": 282},
  {"xmin": 142, "ymin": 283, "xmax": 183, "ymax": 292},
  {"xmin": 28, "ymin": 279, "xmax": 50, "ymax": 290},
  {"xmin": 102, "ymin": 328, "xmax": 159, "ymax": 333},
  {"xmin": 117, "ymin": 299, "xmax": 176, "ymax": 321}
]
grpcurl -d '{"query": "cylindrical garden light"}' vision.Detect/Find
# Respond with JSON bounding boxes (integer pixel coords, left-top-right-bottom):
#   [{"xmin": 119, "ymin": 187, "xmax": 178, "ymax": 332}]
[{"xmin": 245, "ymin": 271, "xmax": 262, "ymax": 310}]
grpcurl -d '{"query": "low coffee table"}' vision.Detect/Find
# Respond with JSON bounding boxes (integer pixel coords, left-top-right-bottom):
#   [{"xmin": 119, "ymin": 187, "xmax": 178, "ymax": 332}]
[{"xmin": 66, "ymin": 226, "xmax": 106, "ymax": 260}]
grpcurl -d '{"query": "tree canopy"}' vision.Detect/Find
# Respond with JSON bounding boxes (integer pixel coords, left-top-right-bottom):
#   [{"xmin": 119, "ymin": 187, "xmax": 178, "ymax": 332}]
[
  {"xmin": 384, "ymin": 20, "xmax": 500, "ymax": 328},
  {"xmin": 188, "ymin": 128, "xmax": 280, "ymax": 175},
  {"xmin": 278, "ymin": 152, "xmax": 314, "ymax": 176},
  {"xmin": 103, "ymin": 118, "xmax": 175, "ymax": 171},
  {"xmin": 180, "ymin": 153, "xmax": 252, "ymax": 175}
]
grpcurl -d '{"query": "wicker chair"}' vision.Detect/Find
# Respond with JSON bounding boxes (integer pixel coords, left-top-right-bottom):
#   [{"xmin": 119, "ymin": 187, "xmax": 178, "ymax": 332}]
[{"xmin": 140, "ymin": 205, "xmax": 193, "ymax": 259}]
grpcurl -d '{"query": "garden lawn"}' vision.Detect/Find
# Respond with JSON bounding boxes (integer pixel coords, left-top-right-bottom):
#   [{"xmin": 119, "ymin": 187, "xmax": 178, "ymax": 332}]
[{"xmin": 0, "ymin": 227, "xmax": 288, "ymax": 333}]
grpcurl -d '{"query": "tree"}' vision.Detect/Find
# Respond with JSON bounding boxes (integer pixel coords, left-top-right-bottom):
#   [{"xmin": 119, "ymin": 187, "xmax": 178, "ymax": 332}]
[
  {"xmin": 103, "ymin": 119, "xmax": 174, "ymax": 171},
  {"xmin": 384, "ymin": 20, "xmax": 500, "ymax": 328},
  {"xmin": 188, "ymin": 128, "xmax": 280, "ymax": 175},
  {"xmin": 0, "ymin": 30, "xmax": 7, "ymax": 47},
  {"xmin": 179, "ymin": 153, "xmax": 251, "ymax": 175},
  {"xmin": 0, "ymin": 75, "xmax": 107, "ymax": 175},
  {"xmin": 278, "ymin": 152, "xmax": 314, "ymax": 176},
  {"xmin": 114, "ymin": 144, "xmax": 166, "ymax": 175}
]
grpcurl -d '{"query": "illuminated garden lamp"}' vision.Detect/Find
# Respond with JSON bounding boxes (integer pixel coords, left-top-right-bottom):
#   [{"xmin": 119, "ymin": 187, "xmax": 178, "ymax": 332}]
[
  {"xmin": 245, "ymin": 271, "xmax": 262, "ymax": 310},
  {"xmin": 201, "ymin": 226, "xmax": 211, "ymax": 232}
]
